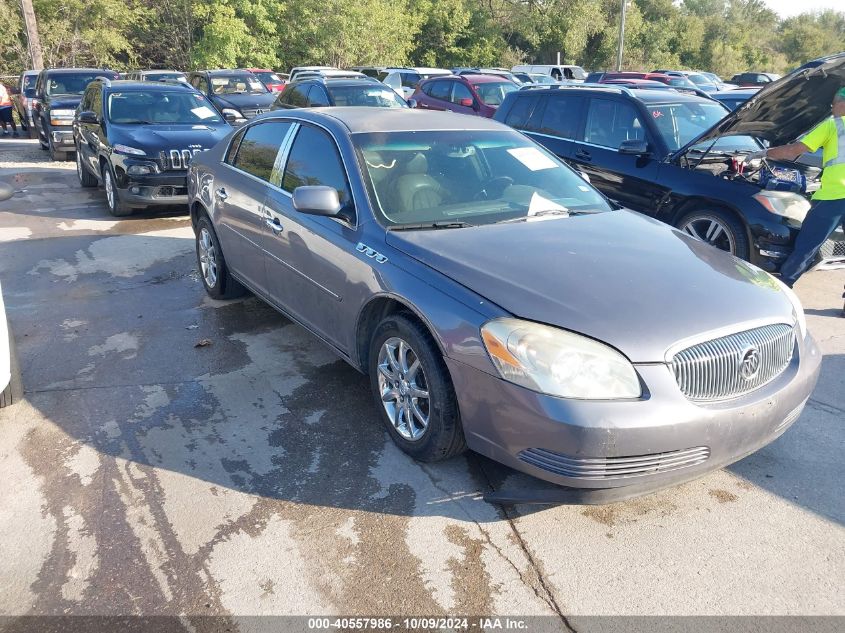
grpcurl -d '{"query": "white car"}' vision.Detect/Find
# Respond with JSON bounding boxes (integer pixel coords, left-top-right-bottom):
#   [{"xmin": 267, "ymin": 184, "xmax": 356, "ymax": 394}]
[
  {"xmin": 512, "ymin": 64, "xmax": 587, "ymax": 82},
  {"xmin": 288, "ymin": 66, "xmax": 336, "ymax": 82},
  {"xmin": 381, "ymin": 67, "xmax": 451, "ymax": 99}
]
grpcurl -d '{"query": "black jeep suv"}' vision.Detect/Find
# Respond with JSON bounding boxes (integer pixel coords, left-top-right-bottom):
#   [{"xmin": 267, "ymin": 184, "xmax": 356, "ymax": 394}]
[
  {"xmin": 73, "ymin": 79, "xmax": 231, "ymax": 216},
  {"xmin": 494, "ymin": 75, "xmax": 845, "ymax": 271},
  {"xmin": 188, "ymin": 70, "xmax": 277, "ymax": 124},
  {"xmin": 33, "ymin": 68, "xmax": 119, "ymax": 160}
]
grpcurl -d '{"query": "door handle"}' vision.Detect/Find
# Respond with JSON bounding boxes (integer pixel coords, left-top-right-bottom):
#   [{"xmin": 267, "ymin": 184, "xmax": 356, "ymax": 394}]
[
  {"xmin": 265, "ymin": 215, "xmax": 283, "ymax": 234},
  {"xmin": 215, "ymin": 187, "xmax": 228, "ymax": 200}
]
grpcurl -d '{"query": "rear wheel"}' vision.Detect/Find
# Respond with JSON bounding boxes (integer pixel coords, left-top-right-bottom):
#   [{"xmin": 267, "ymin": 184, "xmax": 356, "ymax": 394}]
[
  {"xmin": 368, "ymin": 314, "xmax": 466, "ymax": 462},
  {"xmin": 102, "ymin": 164, "xmax": 132, "ymax": 217},
  {"xmin": 195, "ymin": 215, "xmax": 246, "ymax": 299},
  {"xmin": 76, "ymin": 149, "xmax": 97, "ymax": 187},
  {"xmin": 677, "ymin": 207, "xmax": 749, "ymax": 260}
]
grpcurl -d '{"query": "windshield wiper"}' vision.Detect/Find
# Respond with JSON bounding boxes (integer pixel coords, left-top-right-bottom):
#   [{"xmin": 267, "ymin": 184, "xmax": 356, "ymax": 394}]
[
  {"xmin": 120, "ymin": 120, "xmax": 153, "ymax": 125},
  {"xmin": 496, "ymin": 209, "xmax": 572, "ymax": 224},
  {"xmin": 387, "ymin": 221, "xmax": 473, "ymax": 231}
]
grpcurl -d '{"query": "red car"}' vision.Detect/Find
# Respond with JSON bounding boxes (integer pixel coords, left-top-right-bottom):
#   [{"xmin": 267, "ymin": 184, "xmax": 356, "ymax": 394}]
[
  {"xmin": 244, "ymin": 68, "xmax": 287, "ymax": 92},
  {"xmin": 411, "ymin": 74, "xmax": 518, "ymax": 118}
]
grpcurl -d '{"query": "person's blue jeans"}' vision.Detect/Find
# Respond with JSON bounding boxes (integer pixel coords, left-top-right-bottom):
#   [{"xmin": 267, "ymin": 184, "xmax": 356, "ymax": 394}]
[{"xmin": 779, "ymin": 198, "xmax": 845, "ymax": 287}]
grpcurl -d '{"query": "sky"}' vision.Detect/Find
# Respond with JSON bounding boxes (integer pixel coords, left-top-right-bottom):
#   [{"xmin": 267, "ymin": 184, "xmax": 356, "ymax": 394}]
[{"xmin": 763, "ymin": 0, "xmax": 841, "ymax": 18}]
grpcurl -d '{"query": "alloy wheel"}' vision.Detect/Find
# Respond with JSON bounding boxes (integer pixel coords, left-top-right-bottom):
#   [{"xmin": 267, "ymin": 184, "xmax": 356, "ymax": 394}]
[
  {"xmin": 198, "ymin": 227, "xmax": 218, "ymax": 288},
  {"xmin": 377, "ymin": 337, "xmax": 430, "ymax": 441},
  {"xmin": 104, "ymin": 169, "xmax": 115, "ymax": 210},
  {"xmin": 681, "ymin": 216, "xmax": 736, "ymax": 254},
  {"xmin": 76, "ymin": 150, "xmax": 83, "ymax": 182}
]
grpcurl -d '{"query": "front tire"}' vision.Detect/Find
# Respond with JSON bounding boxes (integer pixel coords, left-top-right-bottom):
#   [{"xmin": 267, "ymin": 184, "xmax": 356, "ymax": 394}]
[
  {"xmin": 195, "ymin": 215, "xmax": 245, "ymax": 299},
  {"xmin": 102, "ymin": 164, "xmax": 133, "ymax": 217},
  {"xmin": 48, "ymin": 137, "xmax": 66, "ymax": 162},
  {"xmin": 677, "ymin": 207, "xmax": 749, "ymax": 260},
  {"xmin": 368, "ymin": 314, "xmax": 466, "ymax": 462}
]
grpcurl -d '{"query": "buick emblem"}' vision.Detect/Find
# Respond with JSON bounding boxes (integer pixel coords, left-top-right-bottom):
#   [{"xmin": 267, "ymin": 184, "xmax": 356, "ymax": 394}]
[{"xmin": 738, "ymin": 346, "xmax": 761, "ymax": 381}]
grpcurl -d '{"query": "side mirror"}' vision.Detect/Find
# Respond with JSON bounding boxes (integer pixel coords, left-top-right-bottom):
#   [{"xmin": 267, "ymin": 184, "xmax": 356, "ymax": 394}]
[
  {"xmin": 78, "ymin": 110, "xmax": 99, "ymax": 125},
  {"xmin": 223, "ymin": 111, "xmax": 240, "ymax": 124},
  {"xmin": 619, "ymin": 139, "xmax": 649, "ymax": 156},
  {"xmin": 406, "ymin": 98, "xmax": 417, "ymax": 109},
  {"xmin": 459, "ymin": 97, "xmax": 474, "ymax": 108},
  {"xmin": 292, "ymin": 186, "xmax": 343, "ymax": 217}
]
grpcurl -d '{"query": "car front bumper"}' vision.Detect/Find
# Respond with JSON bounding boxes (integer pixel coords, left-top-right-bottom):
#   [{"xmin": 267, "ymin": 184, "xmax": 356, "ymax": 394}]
[
  {"xmin": 447, "ymin": 331, "xmax": 821, "ymax": 503},
  {"xmin": 114, "ymin": 167, "xmax": 189, "ymax": 207},
  {"xmin": 49, "ymin": 126, "xmax": 75, "ymax": 149}
]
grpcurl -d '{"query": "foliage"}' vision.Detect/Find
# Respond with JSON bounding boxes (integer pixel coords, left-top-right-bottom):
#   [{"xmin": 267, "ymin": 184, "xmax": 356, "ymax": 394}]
[{"xmin": 0, "ymin": 0, "xmax": 843, "ymax": 79}]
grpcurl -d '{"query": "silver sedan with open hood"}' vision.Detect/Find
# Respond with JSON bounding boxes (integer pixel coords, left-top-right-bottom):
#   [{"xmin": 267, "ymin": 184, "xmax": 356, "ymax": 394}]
[{"xmin": 187, "ymin": 108, "xmax": 821, "ymax": 502}]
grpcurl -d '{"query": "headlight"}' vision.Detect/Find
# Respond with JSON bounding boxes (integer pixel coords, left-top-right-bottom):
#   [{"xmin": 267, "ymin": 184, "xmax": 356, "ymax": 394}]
[
  {"xmin": 221, "ymin": 108, "xmax": 245, "ymax": 121},
  {"xmin": 50, "ymin": 109, "xmax": 75, "ymax": 118},
  {"xmin": 753, "ymin": 191, "xmax": 810, "ymax": 223},
  {"xmin": 480, "ymin": 318, "xmax": 641, "ymax": 399},
  {"xmin": 126, "ymin": 164, "xmax": 155, "ymax": 175},
  {"xmin": 772, "ymin": 275, "xmax": 807, "ymax": 339},
  {"xmin": 113, "ymin": 144, "xmax": 146, "ymax": 156}
]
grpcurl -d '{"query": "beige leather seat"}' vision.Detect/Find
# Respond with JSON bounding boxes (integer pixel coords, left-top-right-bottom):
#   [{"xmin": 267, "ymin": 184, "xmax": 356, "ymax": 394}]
[{"xmin": 394, "ymin": 153, "xmax": 445, "ymax": 213}]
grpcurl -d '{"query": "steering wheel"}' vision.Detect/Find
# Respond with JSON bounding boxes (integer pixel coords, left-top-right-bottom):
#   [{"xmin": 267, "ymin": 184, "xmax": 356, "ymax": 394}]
[{"xmin": 474, "ymin": 176, "xmax": 514, "ymax": 201}]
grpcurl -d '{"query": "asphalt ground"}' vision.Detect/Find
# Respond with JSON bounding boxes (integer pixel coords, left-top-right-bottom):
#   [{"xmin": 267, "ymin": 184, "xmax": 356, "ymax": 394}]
[{"xmin": 0, "ymin": 136, "xmax": 842, "ymax": 630}]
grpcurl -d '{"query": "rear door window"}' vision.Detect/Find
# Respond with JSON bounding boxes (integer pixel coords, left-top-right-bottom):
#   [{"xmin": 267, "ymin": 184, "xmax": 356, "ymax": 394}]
[
  {"xmin": 451, "ymin": 82, "xmax": 473, "ymax": 105},
  {"xmin": 284, "ymin": 85, "xmax": 310, "ymax": 108},
  {"xmin": 539, "ymin": 95, "xmax": 584, "ymax": 139},
  {"xmin": 400, "ymin": 73, "xmax": 422, "ymax": 89},
  {"xmin": 429, "ymin": 80, "xmax": 452, "ymax": 102},
  {"xmin": 504, "ymin": 95, "xmax": 541, "ymax": 130},
  {"xmin": 232, "ymin": 121, "xmax": 293, "ymax": 184},
  {"xmin": 307, "ymin": 86, "xmax": 330, "ymax": 107}
]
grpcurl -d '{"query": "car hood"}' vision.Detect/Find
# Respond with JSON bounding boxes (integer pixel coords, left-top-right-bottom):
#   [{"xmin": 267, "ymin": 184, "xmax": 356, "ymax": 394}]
[
  {"xmin": 681, "ymin": 54, "xmax": 845, "ymax": 150},
  {"xmin": 47, "ymin": 96, "xmax": 83, "ymax": 109},
  {"xmin": 386, "ymin": 211, "xmax": 796, "ymax": 363},
  {"xmin": 111, "ymin": 124, "xmax": 230, "ymax": 151},
  {"xmin": 214, "ymin": 93, "xmax": 276, "ymax": 109}
]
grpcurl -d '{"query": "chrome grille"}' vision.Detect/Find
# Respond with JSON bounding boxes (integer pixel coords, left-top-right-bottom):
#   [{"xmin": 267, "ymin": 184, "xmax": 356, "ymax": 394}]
[
  {"xmin": 159, "ymin": 148, "xmax": 204, "ymax": 170},
  {"xmin": 241, "ymin": 108, "xmax": 267, "ymax": 119},
  {"xmin": 519, "ymin": 446, "xmax": 710, "ymax": 480},
  {"xmin": 670, "ymin": 324, "xmax": 795, "ymax": 401}
]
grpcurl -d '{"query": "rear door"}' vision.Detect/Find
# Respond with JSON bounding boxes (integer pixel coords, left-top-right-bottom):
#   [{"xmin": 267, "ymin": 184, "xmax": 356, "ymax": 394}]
[
  {"xmin": 417, "ymin": 80, "xmax": 452, "ymax": 111},
  {"xmin": 524, "ymin": 93, "xmax": 584, "ymax": 163},
  {"xmin": 215, "ymin": 120, "xmax": 295, "ymax": 295},
  {"xmin": 568, "ymin": 97, "xmax": 661, "ymax": 211}
]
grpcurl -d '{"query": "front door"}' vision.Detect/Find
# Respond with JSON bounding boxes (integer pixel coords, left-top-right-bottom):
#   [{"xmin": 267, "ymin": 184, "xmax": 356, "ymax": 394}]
[
  {"xmin": 261, "ymin": 123, "xmax": 363, "ymax": 352},
  {"xmin": 215, "ymin": 120, "xmax": 295, "ymax": 295},
  {"xmin": 568, "ymin": 97, "xmax": 662, "ymax": 212}
]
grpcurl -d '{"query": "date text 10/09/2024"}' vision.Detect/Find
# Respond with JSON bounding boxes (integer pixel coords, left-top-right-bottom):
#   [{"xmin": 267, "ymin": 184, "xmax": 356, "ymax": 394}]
[{"xmin": 308, "ymin": 617, "xmax": 529, "ymax": 630}]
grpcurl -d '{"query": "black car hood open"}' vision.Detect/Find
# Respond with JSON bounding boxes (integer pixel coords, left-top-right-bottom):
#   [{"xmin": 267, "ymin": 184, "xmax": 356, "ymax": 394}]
[
  {"xmin": 386, "ymin": 211, "xmax": 795, "ymax": 363},
  {"xmin": 679, "ymin": 53, "xmax": 845, "ymax": 151}
]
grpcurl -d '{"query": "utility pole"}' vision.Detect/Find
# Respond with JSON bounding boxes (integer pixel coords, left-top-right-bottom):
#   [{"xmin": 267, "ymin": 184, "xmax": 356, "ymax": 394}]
[
  {"xmin": 615, "ymin": 0, "xmax": 628, "ymax": 71},
  {"xmin": 19, "ymin": 0, "xmax": 44, "ymax": 70}
]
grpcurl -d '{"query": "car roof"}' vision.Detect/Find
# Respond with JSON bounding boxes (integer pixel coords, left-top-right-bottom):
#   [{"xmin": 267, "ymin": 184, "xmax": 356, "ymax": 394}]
[
  {"xmin": 103, "ymin": 80, "xmax": 194, "ymax": 91},
  {"xmin": 278, "ymin": 107, "xmax": 509, "ymax": 134},
  {"xmin": 460, "ymin": 74, "xmax": 511, "ymax": 83},
  {"xmin": 43, "ymin": 68, "xmax": 113, "ymax": 74},
  {"xmin": 202, "ymin": 69, "xmax": 255, "ymax": 76},
  {"xmin": 302, "ymin": 78, "xmax": 382, "ymax": 88}
]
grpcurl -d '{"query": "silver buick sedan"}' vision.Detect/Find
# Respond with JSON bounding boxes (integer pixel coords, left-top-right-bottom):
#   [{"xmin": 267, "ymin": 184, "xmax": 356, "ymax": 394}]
[{"xmin": 187, "ymin": 108, "xmax": 820, "ymax": 503}]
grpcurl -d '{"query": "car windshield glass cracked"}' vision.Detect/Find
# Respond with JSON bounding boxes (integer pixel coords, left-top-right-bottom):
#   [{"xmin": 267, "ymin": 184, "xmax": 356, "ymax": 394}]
[{"xmin": 353, "ymin": 130, "xmax": 611, "ymax": 227}]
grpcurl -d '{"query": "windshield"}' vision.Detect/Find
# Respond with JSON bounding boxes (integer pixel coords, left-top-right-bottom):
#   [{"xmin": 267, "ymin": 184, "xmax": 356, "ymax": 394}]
[
  {"xmin": 686, "ymin": 73, "xmax": 712, "ymax": 86},
  {"xmin": 647, "ymin": 102, "xmax": 759, "ymax": 152},
  {"xmin": 210, "ymin": 75, "xmax": 267, "ymax": 95},
  {"xmin": 354, "ymin": 130, "xmax": 612, "ymax": 227},
  {"xmin": 327, "ymin": 85, "xmax": 407, "ymax": 108},
  {"xmin": 667, "ymin": 77, "xmax": 696, "ymax": 89},
  {"xmin": 145, "ymin": 72, "xmax": 185, "ymax": 82},
  {"xmin": 473, "ymin": 81, "xmax": 518, "ymax": 106},
  {"xmin": 23, "ymin": 75, "xmax": 37, "ymax": 94},
  {"xmin": 570, "ymin": 67, "xmax": 587, "ymax": 80},
  {"xmin": 530, "ymin": 74, "xmax": 556, "ymax": 85},
  {"xmin": 46, "ymin": 73, "xmax": 106, "ymax": 96},
  {"xmin": 254, "ymin": 71, "xmax": 282, "ymax": 83},
  {"xmin": 108, "ymin": 91, "xmax": 223, "ymax": 124}
]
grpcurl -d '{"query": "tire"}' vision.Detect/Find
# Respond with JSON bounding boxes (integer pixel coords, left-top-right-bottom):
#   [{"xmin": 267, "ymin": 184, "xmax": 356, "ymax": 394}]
[
  {"xmin": 38, "ymin": 124, "xmax": 48, "ymax": 149},
  {"xmin": 195, "ymin": 215, "xmax": 246, "ymax": 299},
  {"xmin": 76, "ymin": 149, "xmax": 97, "ymax": 187},
  {"xmin": 101, "ymin": 164, "xmax": 133, "ymax": 217},
  {"xmin": 48, "ymin": 137, "xmax": 66, "ymax": 162},
  {"xmin": 368, "ymin": 313, "xmax": 466, "ymax": 462},
  {"xmin": 676, "ymin": 206, "xmax": 749, "ymax": 260}
]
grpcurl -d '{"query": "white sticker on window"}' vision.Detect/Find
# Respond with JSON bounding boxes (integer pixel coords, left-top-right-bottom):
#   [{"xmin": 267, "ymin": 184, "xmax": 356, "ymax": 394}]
[
  {"xmin": 191, "ymin": 106, "xmax": 216, "ymax": 119},
  {"xmin": 507, "ymin": 147, "xmax": 558, "ymax": 171}
]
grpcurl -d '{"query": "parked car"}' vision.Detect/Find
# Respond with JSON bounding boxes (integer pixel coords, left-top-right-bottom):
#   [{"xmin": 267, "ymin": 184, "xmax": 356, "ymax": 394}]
[
  {"xmin": 597, "ymin": 79, "xmax": 676, "ymax": 92},
  {"xmin": 494, "ymin": 69, "xmax": 845, "ymax": 271},
  {"xmin": 73, "ymin": 78, "xmax": 230, "ymax": 216},
  {"xmin": 710, "ymin": 87, "xmax": 760, "ymax": 111},
  {"xmin": 588, "ymin": 72, "xmax": 709, "ymax": 97},
  {"xmin": 124, "ymin": 70, "xmax": 187, "ymax": 83},
  {"xmin": 513, "ymin": 72, "xmax": 558, "ymax": 85},
  {"xmin": 187, "ymin": 70, "xmax": 277, "ymax": 123},
  {"xmin": 243, "ymin": 68, "xmax": 287, "ymax": 92},
  {"xmin": 11, "ymin": 70, "xmax": 39, "ymax": 137},
  {"xmin": 652, "ymin": 70, "xmax": 720, "ymax": 92},
  {"xmin": 730, "ymin": 72, "xmax": 781, "ymax": 87},
  {"xmin": 412, "ymin": 74, "xmax": 517, "ymax": 118},
  {"xmin": 288, "ymin": 66, "xmax": 336, "ymax": 82},
  {"xmin": 698, "ymin": 71, "xmax": 737, "ymax": 91},
  {"xmin": 32, "ymin": 67, "xmax": 120, "ymax": 160},
  {"xmin": 380, "ymin": 67, "xmax": 451, "ymax": 99},
  {"xmin": 512, "ymin": 64, "xmax": 586, "ymax": 82},
  {"xmin": 271, "ymin": 77, "xmax": 408, "ymax": 109},
  {"xmin": 794, "ymin": 52, "xmax": 845, "ymax": 72},
  {"xmin": 186, "ymin": 107, "xmax": 820, "ymax": 501},
  {"xmin": 454, "ymin": 68, "xmax": 523, "ymax": 84}
]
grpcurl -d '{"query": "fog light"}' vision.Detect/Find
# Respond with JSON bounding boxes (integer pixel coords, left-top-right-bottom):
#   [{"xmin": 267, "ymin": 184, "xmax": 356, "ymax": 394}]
[
  {"xmin": 129, "ymin": 186, "xmax": 141, "ymax": 195},
  {"xmin": 127, "ymin": 165, "xmax": 153, "ymax": 176}
]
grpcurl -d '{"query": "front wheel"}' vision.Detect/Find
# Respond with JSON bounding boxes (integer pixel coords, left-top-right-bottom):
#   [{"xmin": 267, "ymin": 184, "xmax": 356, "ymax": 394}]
[
  {"xmin": 368, "ymin": 314, "xmax": 466, "ymax": 462},
  {"xmin": 102, "ymin": 164, "xmax": 133, "ymax": 217},
  {"xmin": 677, "ymin": 207, "xmax": 749, "ymax": 260}
]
